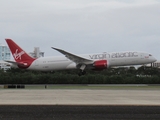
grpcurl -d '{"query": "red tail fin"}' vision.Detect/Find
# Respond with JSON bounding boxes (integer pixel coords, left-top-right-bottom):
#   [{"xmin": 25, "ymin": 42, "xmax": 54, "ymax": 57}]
[{"xmin": 5, "ymin": 39, "xmax": 35, "ymax": 62}]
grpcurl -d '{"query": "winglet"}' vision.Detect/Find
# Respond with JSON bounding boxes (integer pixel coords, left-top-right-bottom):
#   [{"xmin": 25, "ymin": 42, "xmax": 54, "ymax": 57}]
[{"xmin": 51, "ymin": 47, "xmax": 66, "ymax": 55}]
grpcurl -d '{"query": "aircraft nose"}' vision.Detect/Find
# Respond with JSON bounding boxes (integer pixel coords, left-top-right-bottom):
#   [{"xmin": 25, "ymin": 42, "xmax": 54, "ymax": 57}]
[{"xmin": 152, "ymin": 57, "xmax": 157, "ymax": 62}]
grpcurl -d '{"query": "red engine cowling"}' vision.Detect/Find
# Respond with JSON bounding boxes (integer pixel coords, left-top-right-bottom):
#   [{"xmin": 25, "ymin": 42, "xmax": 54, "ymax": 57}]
[{"xmin": 93, "ymin": 60, "xmax": 108, "ymax": 70}]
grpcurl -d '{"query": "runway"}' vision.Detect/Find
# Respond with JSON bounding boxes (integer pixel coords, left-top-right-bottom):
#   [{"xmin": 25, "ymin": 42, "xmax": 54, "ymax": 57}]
[
  {"xmin": 0, "ymin": 87, "xmax": 160, "ymax": 119},
  {"xmin": 0, "ymin": 89, "xmax": 160, "ymax": 105}
]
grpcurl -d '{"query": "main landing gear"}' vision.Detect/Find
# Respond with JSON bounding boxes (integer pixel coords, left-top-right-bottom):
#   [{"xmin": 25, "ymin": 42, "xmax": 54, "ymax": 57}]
[
  {"xmin": 78, "ymin": 70, "xmax": 86, "ymax": 76},
  {"xmin": 78, "ymin": 64, "xmax": 86, "ymax": 76}
]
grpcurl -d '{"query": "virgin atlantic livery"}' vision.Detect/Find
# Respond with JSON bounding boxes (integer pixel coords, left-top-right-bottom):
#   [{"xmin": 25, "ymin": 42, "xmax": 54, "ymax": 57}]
[{"xmin": 5, "ymin": 39, "xmax": 156, "ymax": 75}]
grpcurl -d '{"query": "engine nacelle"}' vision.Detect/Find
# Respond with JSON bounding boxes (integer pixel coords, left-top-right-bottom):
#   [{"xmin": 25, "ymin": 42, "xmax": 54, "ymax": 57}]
[{"xmin": 93, "ymin": 60, "xmax": 108, "ymax": 70}]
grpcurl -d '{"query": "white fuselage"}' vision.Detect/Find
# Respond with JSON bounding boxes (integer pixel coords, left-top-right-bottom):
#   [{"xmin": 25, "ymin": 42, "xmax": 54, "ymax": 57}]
[{"xmin": 21, "ymin": 51, "xmax": 156, "ymax": 71}]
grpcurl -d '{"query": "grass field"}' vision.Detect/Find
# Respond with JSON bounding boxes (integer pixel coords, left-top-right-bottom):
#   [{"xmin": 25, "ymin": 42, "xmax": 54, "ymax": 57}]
[
  {"xmin": 1, "ymin": 84, "xmax": 160, "ymax": 90},
  {"xmin": 46, "ymin": 85, "xmax": 160, "ymax": 90}
]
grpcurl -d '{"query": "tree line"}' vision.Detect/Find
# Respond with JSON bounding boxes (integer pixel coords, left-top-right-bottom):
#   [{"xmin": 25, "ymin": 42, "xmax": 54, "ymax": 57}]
[{"xmin": 0, "ymin": 66, "xmax": 160, "ymax": 84}]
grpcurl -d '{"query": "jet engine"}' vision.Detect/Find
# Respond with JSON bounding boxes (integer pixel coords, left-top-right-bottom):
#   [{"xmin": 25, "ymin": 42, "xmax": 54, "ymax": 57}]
[{"xmin": 93, "ymin": 60, "xmax": 108, "ymax": 70}]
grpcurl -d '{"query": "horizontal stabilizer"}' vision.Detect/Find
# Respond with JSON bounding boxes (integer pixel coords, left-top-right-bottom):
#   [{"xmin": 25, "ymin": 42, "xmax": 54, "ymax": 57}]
[
  {"xmin": 5, "ymin": 60, "xmax": 18, "ymax": 65},
  {"xmin": 5, "ymin": 60, "xmax": 27, "ymax": 67}
]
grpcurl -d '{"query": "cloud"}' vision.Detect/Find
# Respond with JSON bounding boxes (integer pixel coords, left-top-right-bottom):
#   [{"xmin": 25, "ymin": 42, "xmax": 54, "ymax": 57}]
[{"xmin": 0, "ymin": 0, "xmax": 160, "ymax": 59}]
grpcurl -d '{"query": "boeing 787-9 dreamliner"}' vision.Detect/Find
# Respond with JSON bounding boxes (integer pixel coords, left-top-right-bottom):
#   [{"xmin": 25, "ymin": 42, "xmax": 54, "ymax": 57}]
[{"xmin": 5, "ymin": 39, "xmax": 156, "ymax": 75}]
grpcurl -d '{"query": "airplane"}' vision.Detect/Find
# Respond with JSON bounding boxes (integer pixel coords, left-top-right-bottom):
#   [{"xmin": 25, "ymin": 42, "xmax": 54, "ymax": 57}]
[{"xmin": 5, "ymin": 39, "xmax": 157, "ymax": 75}]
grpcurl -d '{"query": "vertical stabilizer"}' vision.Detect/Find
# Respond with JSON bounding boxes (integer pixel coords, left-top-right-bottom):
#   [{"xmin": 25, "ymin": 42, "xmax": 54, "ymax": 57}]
[{"xmin": 5, "ymin": 39, "xmax": 35, "ymax": 68}]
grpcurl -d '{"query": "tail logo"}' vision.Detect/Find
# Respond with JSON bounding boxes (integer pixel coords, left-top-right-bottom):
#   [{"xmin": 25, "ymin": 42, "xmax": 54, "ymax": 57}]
[{"xmin": 13, "ymin": 49, "xmax": 25, "ymax": 60}]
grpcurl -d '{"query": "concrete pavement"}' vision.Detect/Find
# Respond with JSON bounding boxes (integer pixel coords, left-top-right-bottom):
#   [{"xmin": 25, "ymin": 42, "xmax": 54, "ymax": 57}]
[{"xmin": 0, "ymin": 89, "xmax": 160, "ymax": 105}]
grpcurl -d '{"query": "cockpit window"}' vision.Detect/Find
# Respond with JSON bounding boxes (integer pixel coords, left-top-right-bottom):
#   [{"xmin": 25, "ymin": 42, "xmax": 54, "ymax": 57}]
[{"xmin": 149, "ymin": 54, "xmax": 152, "ymax": 56}]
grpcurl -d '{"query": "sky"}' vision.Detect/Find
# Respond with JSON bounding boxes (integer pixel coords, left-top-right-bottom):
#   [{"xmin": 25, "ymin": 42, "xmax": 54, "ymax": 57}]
[{"xmin": 0, "ymin": 0, "xmax": 160, "ymax": 59}]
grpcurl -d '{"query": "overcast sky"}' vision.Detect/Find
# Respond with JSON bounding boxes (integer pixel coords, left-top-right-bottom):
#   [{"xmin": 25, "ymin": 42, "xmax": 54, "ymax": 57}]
[{"xmin": 0, "ymin": 0, "xmax": 160, "ymax": 59}]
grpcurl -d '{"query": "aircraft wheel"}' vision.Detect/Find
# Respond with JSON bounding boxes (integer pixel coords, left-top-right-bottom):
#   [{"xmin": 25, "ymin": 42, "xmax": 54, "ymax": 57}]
[{"xmin": 78, "ymin": 70, "xmax": 86, "ymax": 76}]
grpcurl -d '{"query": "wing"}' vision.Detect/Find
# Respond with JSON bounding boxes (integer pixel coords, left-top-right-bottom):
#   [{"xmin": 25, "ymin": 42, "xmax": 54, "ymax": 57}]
[{"xmin": 51, "ymin": 47, "xmax": 93, "ymax": 65}]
